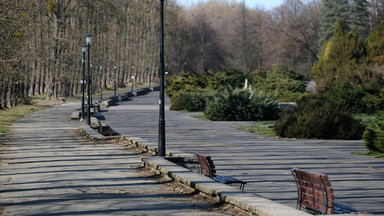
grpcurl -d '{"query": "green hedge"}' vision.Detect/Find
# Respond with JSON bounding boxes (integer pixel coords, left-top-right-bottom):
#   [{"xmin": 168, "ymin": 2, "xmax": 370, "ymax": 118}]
[
  {"xmin": 274, "ymin": 98, "xmax": 365, "ymax": 139},
  {"xmin": 363, "ymin": 111, "xmax": 384, "ymax": 152},
  {"xmin": 180, "ymin": 92, "xmax": 215, "ymax": 112},
  {"xmin": 203, "ymin": 88, "xmax": 279, "ymax": 121}
]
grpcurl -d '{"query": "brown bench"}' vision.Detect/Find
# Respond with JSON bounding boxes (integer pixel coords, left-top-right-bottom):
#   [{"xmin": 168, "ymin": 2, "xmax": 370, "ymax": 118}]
[
  {"xmin": 195, "ymin": 153, "xmax": 246, "ymax": 190},
  {"xmin": 291, "ymin": 168, "xmax": 369, "ymax": 215},
  {"xmin": 98, "ymin": 120, "xmax": 113, "ymax": 136}
]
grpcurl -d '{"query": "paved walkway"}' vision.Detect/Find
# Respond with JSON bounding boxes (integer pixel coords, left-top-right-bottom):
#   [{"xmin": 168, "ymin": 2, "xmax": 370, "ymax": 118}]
[
  {"xmin": 0, "ymin": 102, "xmax": 232, "ymax": 216},
  {"xmin": 98, "ymin": 91, "xmax": 384, "ymax": 215}
]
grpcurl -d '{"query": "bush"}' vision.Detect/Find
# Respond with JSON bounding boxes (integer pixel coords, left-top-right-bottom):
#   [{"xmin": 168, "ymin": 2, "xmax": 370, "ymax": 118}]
[
  {"xmin": 180, "ymin": 92, "xmax": 215, "ymax": 112},
  {"xmin": 169, "ymin": 94, "xmax": 184, "ymax": 111},
  {"xmin": 165, "ymin": 72, "xmax": 205, "ymax": 99},
  {"xmin": 249, "ymin": 92, "xmax": 279, "ymax": 120},
  {"xmin": 204, "ymin": 88, "xmax": 279, "ymax": 121},
  {"xmin": 252, "ymin": 63, "xmax": 306, "ymax": 101},
  {"xmin": 363, "ymin": 111, "xmax": 384, "ymax": 152},
  {"xmin": 274, "ymin": 98, "xmax": 365, "ymax": 139},
  {"xmin": 321, "ymin": 84, "xmax": 367, "ymax": 113},
  {"xmin": 362, "ymin": 88, "xmax": 384, "ymax": 113}
]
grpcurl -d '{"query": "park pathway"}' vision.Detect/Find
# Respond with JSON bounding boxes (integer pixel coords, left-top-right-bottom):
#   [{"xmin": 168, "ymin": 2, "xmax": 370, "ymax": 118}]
[
  {"xmin": 98, "ymin": 91, "xmax": 384, "ymax": 214},
  {"xmin": 0, "ymin": 102, "xmax": 232, "ymax": 216}
]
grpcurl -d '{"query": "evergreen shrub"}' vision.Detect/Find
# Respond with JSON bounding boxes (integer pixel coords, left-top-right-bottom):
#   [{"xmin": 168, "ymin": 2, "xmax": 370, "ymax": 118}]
[
  {"xmin": 169, "ymin": 94, "xmax": 184, "ymax": 111},
  {"xmin": 274, "ymin": 97, "xmax": 365, "ymax": 139},
  {"xmin": 180, "ymin": 92, "xmax": 215, "ymax": 112},
  {"xmin": 321, "ymin": 84, "xmax": 367, "ymax": 113},
  {"xmin": 363, "ymin": 111, "xmax": 384, "ymax": 152},
  {"xmin": 204, "ymin": 88, "xmax": 279, "ymax": 121}
]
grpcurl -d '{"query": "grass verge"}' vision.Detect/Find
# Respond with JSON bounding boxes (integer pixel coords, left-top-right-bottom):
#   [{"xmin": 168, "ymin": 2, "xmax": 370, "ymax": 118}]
[
  {"xmin": 353, "ymin": 151, "xmax": 384, "ymax": 159},
  {"xmin": 192, "ymin": 113, "xmax": 210, "ymax": 121},
  {"xmin": 192, "ymin": 114, "xmax": 277, "ymax": 137},
  {"xmin": 0, "ymin": 105, "xmax": 48, "ymax": 135},
  {"xmin": 236, "ymin": 121, "xmax": 277, "ymax": 138}
]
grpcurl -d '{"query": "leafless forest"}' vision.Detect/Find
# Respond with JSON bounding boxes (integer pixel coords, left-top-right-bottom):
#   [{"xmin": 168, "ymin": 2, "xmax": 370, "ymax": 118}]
[{"xmin": 1, "ymin": 0, "xmax": 384, "ymax": 108}]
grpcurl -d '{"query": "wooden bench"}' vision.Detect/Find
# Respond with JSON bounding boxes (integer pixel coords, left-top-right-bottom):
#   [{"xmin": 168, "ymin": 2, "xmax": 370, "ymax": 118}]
[
  {"xmin": 98, "ymin": 120, "xmax": 113, "ymax": 136},
  {"xmin": 195, "ymin": 153, "xmax": 246, "ymax": 190},
  {"xmin": 291, "ymin": 168, "xmax": 369, "ymax": 215}
]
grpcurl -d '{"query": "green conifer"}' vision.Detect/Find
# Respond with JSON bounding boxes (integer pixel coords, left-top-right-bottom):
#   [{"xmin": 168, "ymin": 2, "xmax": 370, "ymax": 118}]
[
  {"xmin": 319, "ymin": 0, "xmax": 349, "ymax": 48},
  {"xmin": 365, "ymin": 21, "xmax": 384, "ymax": 64},
  {"xmin": 350, "ymin": 0, "xmax": 370, "ymax": 38},
  {"xmin": 313, "ymin": 20, "xmax": 366, "ymax": 88}
]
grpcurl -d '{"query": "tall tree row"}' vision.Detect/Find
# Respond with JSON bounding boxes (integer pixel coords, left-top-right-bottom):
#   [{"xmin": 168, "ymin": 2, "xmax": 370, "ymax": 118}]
[
  {"xmin": 2, "ymin": 0, "xmax": 384, "ymax": 109},
  {"xmin": 0, "ymin": 0, "xmax": 29, "ymax": 108},
  {"xmin": 0, "ymin": 0, "xmax": 175, "ymax": 108}
]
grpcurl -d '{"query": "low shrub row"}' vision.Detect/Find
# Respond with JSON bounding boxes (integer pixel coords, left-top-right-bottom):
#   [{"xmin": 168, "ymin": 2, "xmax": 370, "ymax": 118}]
[
  {"xmin": 171, "ymin": 88, "xmax": 279, "ymax": 121},
  {"xmin": 274, "ymin": 97, "xmax": 365, "ymax": 140},
  {"xmin": 363, "ymin": 111, "xmax": 384, "ymax": 153},
  {"xmin": 204, "ymin": 89, "xmax": 279, "ymax": 121}
]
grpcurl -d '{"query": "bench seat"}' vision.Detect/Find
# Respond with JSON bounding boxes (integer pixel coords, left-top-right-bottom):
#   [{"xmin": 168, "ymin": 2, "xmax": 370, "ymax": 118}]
[
  {"xmin": 98, "ymin": 120, "xmax": 113, "ymax": 136},
  {"xmin": 195, "ymin": 153, "xmax": 246, "ymax": 190},
  {"xmin": 291, "ymin": 168, "xmax": 370, "ymax": 215},
  {"xmin": 212, "ymin": 175, "xmax": 246, "ymax": 188}
]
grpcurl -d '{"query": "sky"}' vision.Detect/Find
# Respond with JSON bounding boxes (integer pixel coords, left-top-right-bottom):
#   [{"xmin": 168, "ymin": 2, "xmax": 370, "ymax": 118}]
[{"xmin": 174, "ymin": 0, "xmax": 284, "ymax": 10}]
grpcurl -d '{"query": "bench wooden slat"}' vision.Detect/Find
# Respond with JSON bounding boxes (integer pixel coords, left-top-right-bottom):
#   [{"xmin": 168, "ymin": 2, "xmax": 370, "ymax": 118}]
[
  {"xmin": 291, "ymin": 168, "xmax": 368, "ymax": 215},
  {"xmin": 98, "ymin": 120, "xmax": 113, "ymax": 136},
  {"xmin": 195, "ymin": 153, "xmax": 246, "ymax": 190}
]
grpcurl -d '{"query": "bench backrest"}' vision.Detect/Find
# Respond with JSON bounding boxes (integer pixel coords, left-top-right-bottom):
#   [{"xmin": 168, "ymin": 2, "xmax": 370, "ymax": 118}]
[
  {"xmin": 195, "ymin": 153, "xmax": 217, "ymax": 178},
  {"xmin": 291, "ymin": 168, "xmax": 335, "ymax": 214}
]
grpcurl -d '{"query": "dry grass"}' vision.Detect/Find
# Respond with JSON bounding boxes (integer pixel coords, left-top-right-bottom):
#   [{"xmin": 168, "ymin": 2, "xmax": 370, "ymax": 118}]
[{"xmin": 0, "ymin": 105, "xmax": 48, "ymax": 135}]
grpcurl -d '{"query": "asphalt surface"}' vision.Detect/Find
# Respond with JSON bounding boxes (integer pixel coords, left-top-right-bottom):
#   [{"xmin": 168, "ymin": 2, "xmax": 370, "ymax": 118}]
[
  {"xmin": 0, "ymin": 102, "xmax": 233, "ymax": 216},
  {"xmin": 97, "ymin": 90, "xmax": 384, "ymax": 215}
]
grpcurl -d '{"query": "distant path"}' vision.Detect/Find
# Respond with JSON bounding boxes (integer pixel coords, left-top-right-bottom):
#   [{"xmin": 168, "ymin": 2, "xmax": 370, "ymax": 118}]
[
  {"xmin": 0, "ymin": 102, "xmax": 231, "ymax": 216},
  {"xmin": 99, "ymin": 91, "xmax": 384, "ymax": 214}
]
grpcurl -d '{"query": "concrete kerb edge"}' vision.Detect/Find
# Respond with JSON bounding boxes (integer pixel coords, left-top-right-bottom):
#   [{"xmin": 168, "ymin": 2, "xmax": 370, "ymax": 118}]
[
  {"xmin": 141, "ymin": 156, "xmax": 312, "ymax": 216},
  {"xmin": 78, "ymin": 125, "xmax": 121, "ymax": 141}
]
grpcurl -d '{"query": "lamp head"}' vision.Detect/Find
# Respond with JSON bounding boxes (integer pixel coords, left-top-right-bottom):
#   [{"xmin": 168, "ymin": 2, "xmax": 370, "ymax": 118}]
[
  {"xmin": 82, "ymin": 44, "xmax": 87, "ymax": 53},
  {"xmin": 85, "ymin": 33, "xmax": 93, "ymax": 45}
]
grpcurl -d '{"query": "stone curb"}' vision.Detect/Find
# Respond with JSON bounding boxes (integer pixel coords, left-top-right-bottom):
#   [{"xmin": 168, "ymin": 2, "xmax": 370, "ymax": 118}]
[{"xmin": 78, "ymin": 125, "xmax": 120, "ymax": 141}]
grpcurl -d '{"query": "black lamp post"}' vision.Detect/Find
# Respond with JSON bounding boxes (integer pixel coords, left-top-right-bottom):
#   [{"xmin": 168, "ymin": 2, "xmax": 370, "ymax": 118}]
[
  {"xmin": 85, "ymin": 33, "xmax": 93, "ymax": 125},
  {"xmin": 90, "ymin": 63, "xmax": 93, "ymax": 105},
  {"xmin": 148, "ymin": 64, "xmax": 151, "ymax": 88},
  {"xmin": 158, "ymin": 0, "xmax": 166, "ymax": 157},
  {"xmin": 81, "ymin": 45, "xmax": 87, "ymax": 122},
  {"xmin": 131, "ymin": 65, "xmax": 135, "ymax": 93},
  {"xmin": 131, "ymin": 76, "xmax": 135, "ymax": 93},
  {"xmin": 100, "ymin": 64, "xmax": 103, "ymax": 101},
  {"xmin": 114, "ymin": 65, "xmax": 117, "ymax": 97}
]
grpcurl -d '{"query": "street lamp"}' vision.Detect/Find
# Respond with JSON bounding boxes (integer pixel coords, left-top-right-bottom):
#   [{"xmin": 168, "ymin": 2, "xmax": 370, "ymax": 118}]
[
  {"xmin": 100, "ymin": 64, "xmax": 103, "ymax": 101},
  {"xmin": 131, "ymin": 76, "xmax": 135, "ymax": 93},
  {"xmin": 158, "ymin": 0, "xmax": 166, "ymax": 156},
  {"xmin": 114, "ymin": 65, "xmax": 117, "ymax": 97},
  {"xmin": 148, "ymin": 64, "xmax": 151, "ymax": 88},
  {"xmin": 182, "ymin": 62, "xmax": 187, "ymax": 73},
  {"xmin": 131, "ymin": 65, "xmax": 135, "ymax": 92},
  {"xmin": 81, "ymin": 44, "xmax": 87, "ymax": 122},
  {"xmin": 85, "ymin": 33, "xmax": 93, "ymax": 125},
  {"xmin": 90, "ymin": 63, "xmax": 93, "ymax": 105}
]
